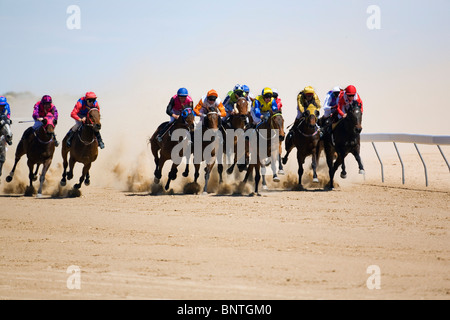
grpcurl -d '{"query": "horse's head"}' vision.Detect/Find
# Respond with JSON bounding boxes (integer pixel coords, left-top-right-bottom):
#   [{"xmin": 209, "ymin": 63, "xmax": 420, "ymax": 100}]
[
  {"xmin": 270, "ymin": 112, "xmax": 285, "ymax": 142},
  {"xmin": 236, "ymin": 97, "xmax": 249, "ymax": 115},
  {"xmin": 41, "ymin": 115, "xmax": 56, "ymax": 138},
  {"xmin": 0, "ymin": 116, "xmax": 13, "ymax": 145},
  {"xmin": 87, "ymin": 108, "xmax": 102, "ymax": 132},
  {"xmin": 180, "ymin": 107, "xmax": 195, "ymax": 131},
  {"xmin": 204, "ymin": 105, "xmax": 220, "ymax": 130},
  {"xmin": 305, "ymin": 105, "xmax": 319, "ymax": 128},
  {"xmin": 346, "ymin": 101, "xmax": 363, "ymax": 134}
]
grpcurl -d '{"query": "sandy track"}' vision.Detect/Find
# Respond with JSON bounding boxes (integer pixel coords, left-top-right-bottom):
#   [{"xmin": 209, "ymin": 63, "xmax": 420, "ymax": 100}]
[{"xmin": 0, "ymin": 150, "xmax": 449, "ymax": 300}]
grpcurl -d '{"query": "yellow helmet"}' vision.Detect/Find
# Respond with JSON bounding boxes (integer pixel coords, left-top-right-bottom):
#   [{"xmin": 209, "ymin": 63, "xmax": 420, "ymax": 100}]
[
  {"xmin": 304, "ymin": 86, "xmax": 315, "ymax": 94},
  {"xmin": 261, "ymin": 87, "xmax": 273, "ymax": 96}
]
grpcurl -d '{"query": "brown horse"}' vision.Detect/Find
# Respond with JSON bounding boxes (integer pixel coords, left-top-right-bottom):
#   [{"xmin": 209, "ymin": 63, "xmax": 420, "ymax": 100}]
[
  {"xmin": 243, "ymin": 111, "xmax": 284, "ymax": 195},
  {"xmin": 282, "ymin": 108, "xmax": 321, "ymax": 189},
  {"xmin": 320, "ymin": 100, "xmax": 364, "ymax": 189},
  {"xmin": 150, "ymin": 108, "xmax": 195, "ymax": 191},
  {"xmin": 60, "ymin": 108, "xmax": 101, "ymax": 189},
  {"xmin": 6, "ymin": 115, "xmax": 56, "ymax": 197},
  {"xmin": 222, "ymin": 97, "xmax": 250, "ymax": 177},
  {"xmin": 192, "ymin": 105, "xmax": 221, "ymax": 194}
]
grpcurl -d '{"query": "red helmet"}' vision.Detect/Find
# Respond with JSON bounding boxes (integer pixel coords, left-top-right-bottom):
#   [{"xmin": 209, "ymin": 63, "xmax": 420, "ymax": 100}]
[
  {"xmin": 85, "ymin": 92, "xmax": 97, "ymax": 99},
  {"xmin": 41, "ymin": 95, "xmax": 52, "ymax": 104},
  {"xmin": 345, "ymin": 85, "xmax": 357, "ymax": 95}
]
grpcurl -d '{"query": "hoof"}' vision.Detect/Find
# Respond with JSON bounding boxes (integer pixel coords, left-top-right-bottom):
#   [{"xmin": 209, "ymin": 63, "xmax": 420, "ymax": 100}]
[
  {"xmin": 74, "ymin": 184, "xmax": 81, "ymax": 190},
  {"xmin": 60, "ymin": 180, "xmax": 66, "ymax": 187},
  {"xmin": 85, "ymin": 180, "xmax": 90, "ymax": 186},
  {"xmin": 359, "ymin": 170, "xmax": 365, "ymax": 175},
  {"xmin": 6, "ymin": 176, "xmax": 12, "ymax": 183},
  {"xmin": 36, "ymin": 193, "xmax": 43, "ymax": 199},
  {"xmin": 262, "ymin": 185, "xmax": 268, "ymax": 190},
  {"xmin": 313, "ymin": 178, "xmax": 319, "ymax": 183},
  {"xmin": 273, "ymin": 176, "xmax": 280, "ymax": 183},
  {"xmin": 154, "ymin": 178, "xmax": 160, "ymax": 184},
  {"xmin": 32, "ymin": 176, "xmax": 38, "ymax": 182},
  {"xmin": 340, "ymin": 172, "xmax": 347, "ymax": 179},
  {"xmin": 202, "ymin": 191, "xmax": 208, "ymax": 195},
  {"xmin": 282, "ymin": 157, "xmax": 288, "ymax": 165},
  {"xmin": 182, "ymin": 171, "xmax": 189, "ymax": 178},
  {"xmin": 278, "ymin": 170, "xmax": 285, "ymax": 175},
  {"xmin": 67, "ymin": 173, "xmax": 73, "ymax": 180}
]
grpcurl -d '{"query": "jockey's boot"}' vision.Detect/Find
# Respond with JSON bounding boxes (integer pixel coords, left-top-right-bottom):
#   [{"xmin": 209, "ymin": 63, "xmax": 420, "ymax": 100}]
[
  {"xmin": 157, "ymin": 122, "xmax": 171, "ymax": 142},
  {"xmin": 95, "ymin": 131, "xmax": 105, "ymax": 149},
  {"xmin": 53, "ymin": 133, "xmax": 59, "ymax": 147},
  {"xmin": 66, "ymin": 130, "xmax": 75, "ymax": 147}
]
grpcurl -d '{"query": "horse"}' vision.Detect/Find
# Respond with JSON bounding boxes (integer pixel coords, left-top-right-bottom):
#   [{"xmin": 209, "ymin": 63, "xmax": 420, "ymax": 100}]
[
  {"xmin": 243, "ymin": 110, "xmax": 284, "ymax": 195},
  {"xmin": 192, "ymin": 105, "xmax": 221, "ymax": 194},
  {"xmin": 6, "ymin": 115, "xmax": 56, "ymax": 197},
  {"xmin": 221, "ymin": 97, "xmax": 250, "ymax": 178},
  {"xmin": 60, "ymin": 107, "xmax": 102, "ymax": 190},
  {"xmin": 150, "ymin": 108, "xmax": 195, "ymax": 191},
  {"xmin": 282, "ymin": 107, "xmax": 321, "ymax": 189},
  {"xmin": 321, "ymin": 100, "xmax": 365, "ymax": 189},
  {"xmin": 0, "ymin": 115, "xmax": 13, "ymax": 179}
]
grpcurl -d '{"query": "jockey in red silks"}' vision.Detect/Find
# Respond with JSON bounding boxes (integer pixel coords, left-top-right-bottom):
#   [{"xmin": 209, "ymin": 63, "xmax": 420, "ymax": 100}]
[
  {"xmin": 336, "ymin": 85, "xmax": 363, "ymax": 119},
  {"xmin": 20, "ymin": 95, "xmax": 59, "ymax": 145},
  {"xmin": 157, "ymin": 88, "xmax": 194, "ymax": 142},
  {"xmin": 272, "ymin": 89, "xmax": 283, "ymax": 112},
  {"xmin": 65, "ymin": 91, "xmax": 104, "ymax": 149}
]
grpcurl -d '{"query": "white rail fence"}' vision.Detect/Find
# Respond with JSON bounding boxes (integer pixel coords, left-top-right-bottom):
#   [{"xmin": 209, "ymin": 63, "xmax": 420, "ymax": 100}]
[{"xmin": 360, "ymin": 133, "xmax": 450, "ymax": 187}]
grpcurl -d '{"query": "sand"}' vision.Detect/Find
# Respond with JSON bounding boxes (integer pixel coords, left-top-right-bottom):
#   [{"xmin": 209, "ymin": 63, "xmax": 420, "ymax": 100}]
[{"xmin": 0, "ymin": 141, "xmax": 449, "ymax": 300}]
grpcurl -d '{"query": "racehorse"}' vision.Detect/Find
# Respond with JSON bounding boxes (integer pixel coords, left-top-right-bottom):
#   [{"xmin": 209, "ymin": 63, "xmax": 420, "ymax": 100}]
[
  {"xmin": 243, "ymin": 111, "xmax": 284, "ymax": 195},
  {"xmin": 282, "ymin": 107, "xmax": 321, "ymax": 189},
  {"xmin": 150, "ymin": 107, "xmax": 195, "ymax": 191},
  {"xmin": 60, "ymin": 107, "xmax": 101, "ymax": 190},
  {"xmin": 6, "ymin": 115, "xmax": 56, "ymax": 197},
  {"xmin": 322, "ymin": 100, "xmax": 365, "ymax": 189},
  {"xmin": 222, "ymin": 97, "xmax": 250, "ymax": 178},
  {"xmin": 0, "ymin": 114, "xmax": 13, "ymax": 179},
  {"xmin": 192, "ymin": 105, "xmax": 221, "ymax": 194}
]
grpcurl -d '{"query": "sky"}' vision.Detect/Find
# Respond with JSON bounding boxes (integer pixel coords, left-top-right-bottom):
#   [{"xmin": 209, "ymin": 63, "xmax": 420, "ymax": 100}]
[{"xmin": 1, "ymin": 0, "xmax": 450, "ymax": 136}]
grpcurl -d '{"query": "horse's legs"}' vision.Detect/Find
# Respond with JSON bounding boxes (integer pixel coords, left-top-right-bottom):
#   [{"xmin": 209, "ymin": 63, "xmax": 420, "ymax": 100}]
[
  {"xmin": 6, "ymin": 140, "xmax": 26, "ymax": 183},
  {"xmin": 37, "ymin": 160, "xmax": 52, "ymax": 197},
  {"xmin": 278, "ymin": 144, "xmax": 284, "ymax": 174},
  {"xmin": 217, "ymin": 163, "xmax": 223, "ymax": 184},
  {"xmin": 165, "ymin": 163, "xmax": 178, "ymax": 191},
  {"xmin": 67, "ymin": 157, "xmax": 76, "ymax": 181},
  {"xmin": 60, "ymin": 146, "xmax": 69, "ymax": 186},
  {"xmin": 282, "ymin": 137, "xmax": 294, "ymax": 165},
  {"xmin": 296, "ymin": 150, "xmax": 306, "ymax": 189},
  {"xmin": 330, "ymin": 152, "xmax": 347, "ymax": 189},
  {"xmin": 154, "ymin": 155, "xmax": 168, "ymax": 184},
  {"xmin": 311, "ymin": 148, "xmax": 319, "ymax": 183},
  {"xmin": 26, "ymin": 160, "xmax": 36, "ymax": 196},
  {"xmin": 33, "ymin": 164, "xmax": 40, "ymax": 181},
  {"xmin": 351, "ymin": 149, "xmax": 365, "ymax": 174},
  {"xmin": 271, "ymin": 155, "xmax": 280, "ymax": 183},
  {"xmin": 74, "ymin": 162, "xmax": 91, "ymax": 189},
  {"xmin": 261, "ymin": 165, "xmax": 268, "ymax": 190},
  {"xmin": 203, "ymin": 162, "xmax": 215, "ymax": 194},
  {"xmin": 340, "ymin": 159, "xmax": 347, "ymax": 179},
  {"xmin": 182, "ymin": 153, "xmax": 190, "ymax": 178},
  {"xmin": 194, "ymin": 163, "xmax": 200, "ymax": 183},
  {"xmin": 254, "ymin": 164, "xmax": 261, "ymax": 196}
]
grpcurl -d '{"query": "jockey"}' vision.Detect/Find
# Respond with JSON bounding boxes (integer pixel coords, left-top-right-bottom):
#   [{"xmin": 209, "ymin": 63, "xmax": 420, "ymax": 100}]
[
  {"xmin": 242, "ymin": 85, "xmax": 255, "ymax": 103},
  {"xmin": 194, "ymin": 89, "xmax": 226, "ymax": 125},
  {"xmin": 0, "ymin": 96, "xmax": 11, "ymax": 120},
  {"xmin": 223, "ymin": 84, "xmax": 245, "ymax": 117},
  {"xmin": 272, "ymin": 89, "xmax": 283, "ymax": 112},
  {"xmin": 250, "ymin": 87, "xmax": 279, "ymax": 127},
  {"xmin": 336, "ymin": 85, "xmax": 363, "ymax": 119},
  {"xmin": 65, "ymin": 92, "xmax": 104, "ymax": 149},
  {"xmin": 285, "ymin": 86, "xmax": 321, "ymax": 142},
  {"xmin": 20, "ymin": 95, "xmax": 59, "ymax": 145},
  {"xmin": 157, "ymin": 88, "xmax": 194, "ymax": 142},
  {"xmin": 319, "ymin": 86, "xmax": 342, "ymax": 131}
]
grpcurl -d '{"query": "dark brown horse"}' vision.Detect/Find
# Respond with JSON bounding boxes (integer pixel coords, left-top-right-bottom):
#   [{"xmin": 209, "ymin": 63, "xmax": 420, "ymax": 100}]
[
  {"xmin": 243, "ymin": 111, "xmax": 284, "ymax": 195},
  {"xmin": 192, "ymin": 105, "xmax": 221, "ymax": 194},
  {"xmin": 150, "ymin": 108, "xmax": 195, "ymax": 191},
  {"xmin": 6, "ymin": 115, "xmax": 56, "ymax": 197},
  {"xmin": 321, "ymin": 100, "xmax": 364, "ymax": 189},
  {"xmin": 222, "ymin": 97, "xmax": 250, "ymax": 178},
  {"xmin": 60, "ymin": 108, "xmax": 101, "ymax": 189},
  {"xmin": 282, "ymin": 107, "xmax": 321, "ymax": 189}
]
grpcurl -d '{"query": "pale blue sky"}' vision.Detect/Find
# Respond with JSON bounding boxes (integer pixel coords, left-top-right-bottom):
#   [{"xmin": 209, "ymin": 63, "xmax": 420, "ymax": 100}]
[{"xmin": 1, "ymin": 0, "xmax": 449, "ymax": 134}]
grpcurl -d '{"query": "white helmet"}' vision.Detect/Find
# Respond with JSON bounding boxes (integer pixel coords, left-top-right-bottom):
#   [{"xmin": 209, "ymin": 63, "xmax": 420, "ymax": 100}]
[{"xmin": 332, "ymin": 86, "xmax": 342, "ymax": 92}]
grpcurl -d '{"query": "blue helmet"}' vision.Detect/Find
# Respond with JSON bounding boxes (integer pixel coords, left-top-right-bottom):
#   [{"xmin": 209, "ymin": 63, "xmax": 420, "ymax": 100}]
[
  {"xmin": 0, "ymin": 96, "xmax": 7, "ymax": 106},
  {"xmin": 242, "ymin": 85, "xmax": 250, "ymax": 93},
  {"xmin": 233, "ymin": 84, "xmax": 243, "ymax": 92},
  {"xmin": 177, "ymin": 88, "xmax": 188, "ymax": 97}
]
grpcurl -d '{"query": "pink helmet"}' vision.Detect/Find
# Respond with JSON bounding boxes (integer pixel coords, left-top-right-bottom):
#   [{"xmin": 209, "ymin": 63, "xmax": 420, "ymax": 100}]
[{"xmin": 41, "ymin": 95, "xmax": 52, "ymax": 104}]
